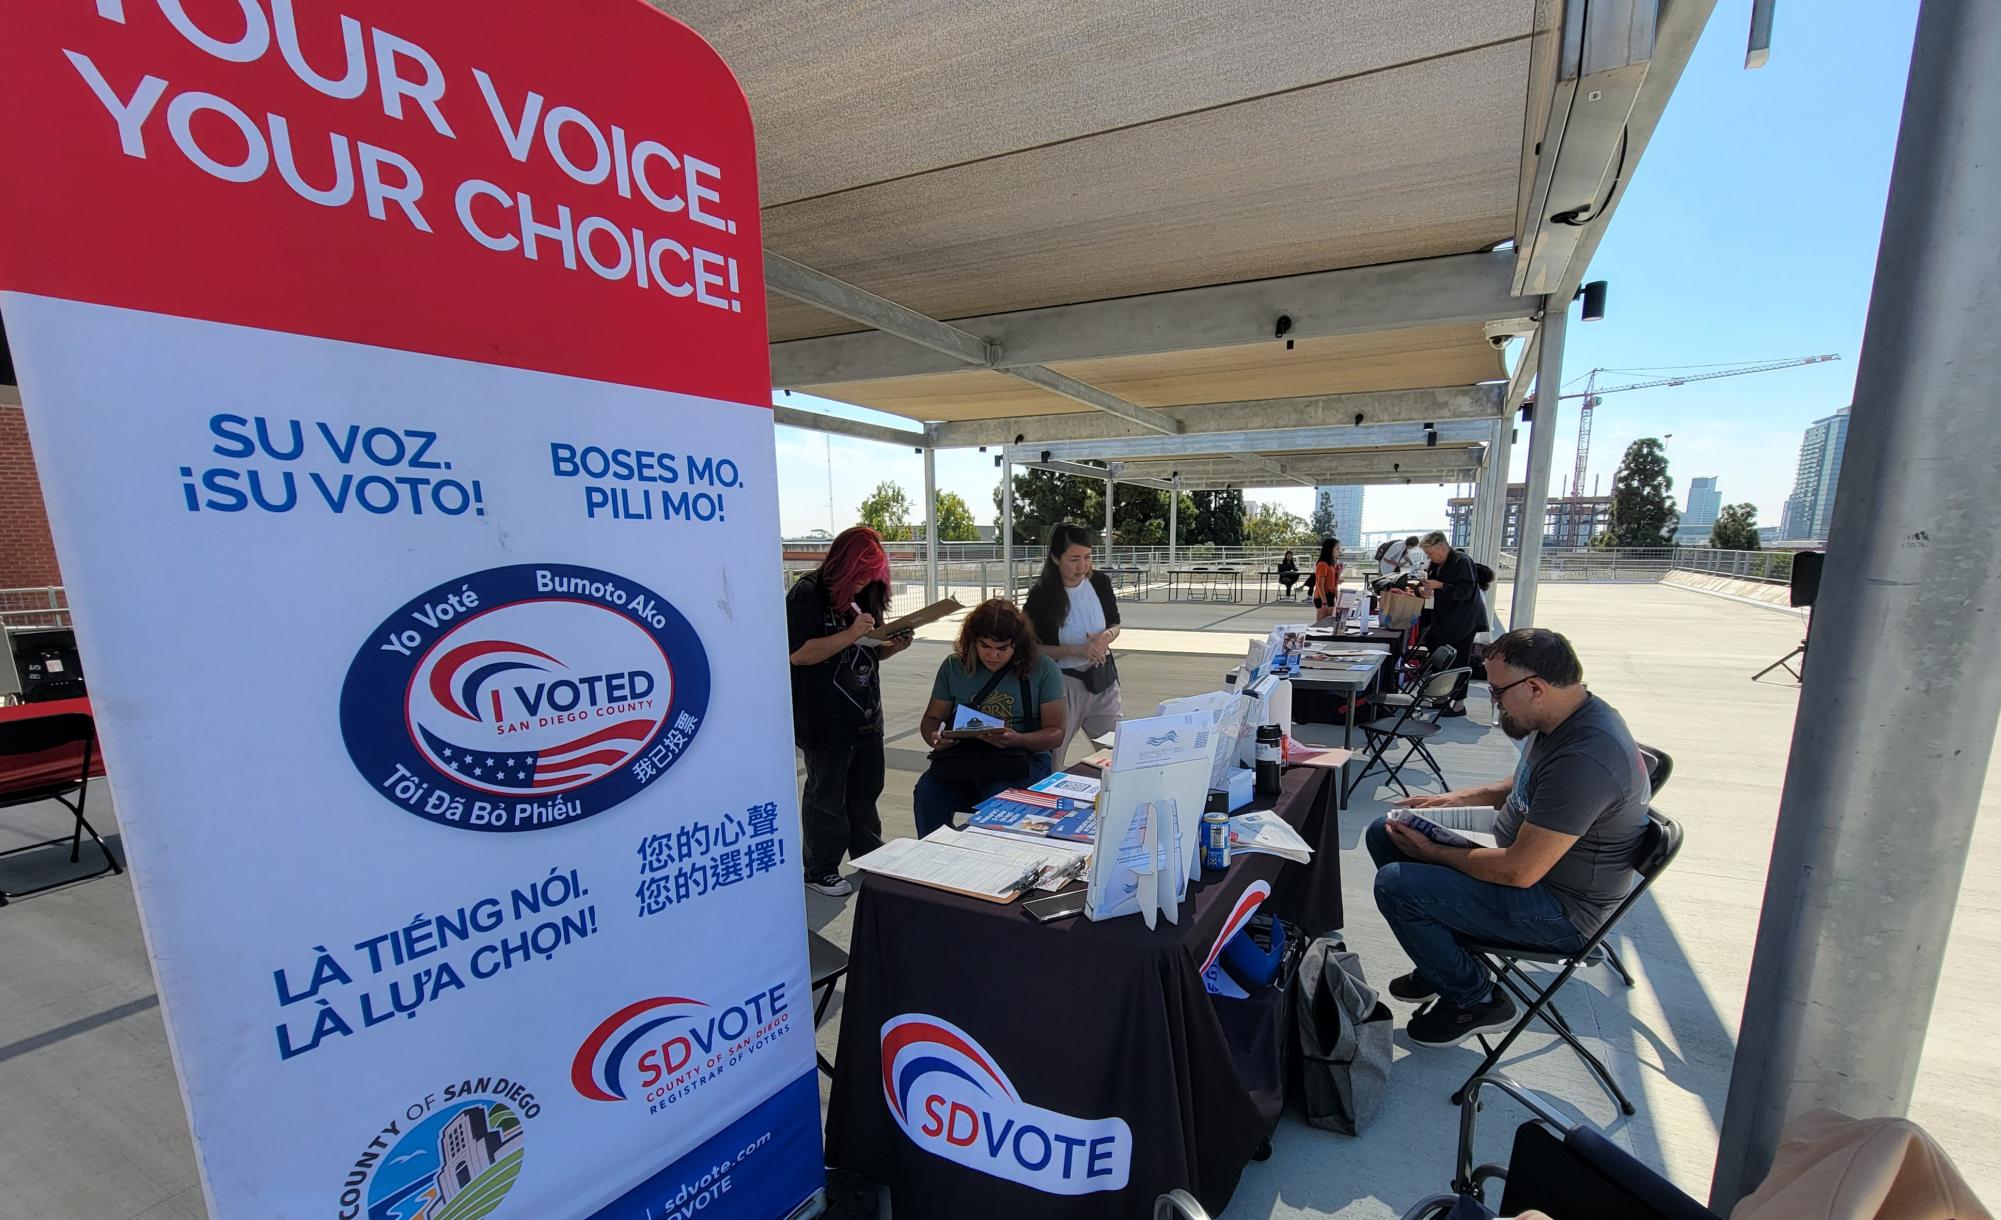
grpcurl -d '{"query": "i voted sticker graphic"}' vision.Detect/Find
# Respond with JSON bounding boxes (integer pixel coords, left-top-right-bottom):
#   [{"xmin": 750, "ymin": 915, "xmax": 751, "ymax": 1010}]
[{"xmin": 341, "ymin": 564, "xmax": 710, "ymax": 831}]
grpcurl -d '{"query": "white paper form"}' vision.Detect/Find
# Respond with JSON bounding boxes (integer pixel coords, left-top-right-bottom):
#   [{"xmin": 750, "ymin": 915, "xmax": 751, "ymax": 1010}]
[
  {"xmin": 952, "ymin": 703, "xmax": 1005, "ymax": 731},
  {"xmin": 851, "ymin": 836, "xmax": 1039, "ymax": 900}
]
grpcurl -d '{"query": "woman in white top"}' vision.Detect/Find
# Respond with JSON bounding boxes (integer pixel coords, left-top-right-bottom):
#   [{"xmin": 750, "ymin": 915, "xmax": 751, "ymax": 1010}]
[{"xmin": 1023, "ymin": 523, "xmax": 1123, "ymax": 764}]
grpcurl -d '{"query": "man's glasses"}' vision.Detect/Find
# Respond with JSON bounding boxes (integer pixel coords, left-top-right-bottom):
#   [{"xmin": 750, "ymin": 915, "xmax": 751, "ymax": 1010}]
[{"xmin": 1490, "ymin": 674, "xmax": 1536, "ymax": 702}]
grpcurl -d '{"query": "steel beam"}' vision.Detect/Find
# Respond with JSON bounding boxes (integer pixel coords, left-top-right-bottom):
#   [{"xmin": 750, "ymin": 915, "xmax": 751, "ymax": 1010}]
[
  {"xmin": 922, "ymin": 447, "xmax": 939, "ymax": 602},
  {"xmin": 997, "ymin": 365, "xmax": 1183, "ymax": 436},
  {"xmin": 764, "ymin": 253, "xmax": 996, "ymax": 370},
  {"xmin": 1713, "ymin": 0, "xmax": 2001, "ymax": 1206},
  {"xmin": 929, "ymin": 385, "xmax": 1504, "ymax": 449},
  {"xmin": 1001, "ymin": 453, "xmax": 1014, "ymax": 597},
  {"xmin": 770, "ymin": 251, "xmax": 1527, "ymax": 386},
  {"xmin": 1003, "ymin": 419, "xmax": 1498, "ymax": 466},
  {"xmin": 772, "ymin": 404, "xmax": 931, "ymax": 448},
  {"xmin": 1510, "ymin": 305, "xmax": 1566, "ymax": 628},
  {"xmin": 1023, "ymin": 459, "xmax": 1175, "ymax": 492}
]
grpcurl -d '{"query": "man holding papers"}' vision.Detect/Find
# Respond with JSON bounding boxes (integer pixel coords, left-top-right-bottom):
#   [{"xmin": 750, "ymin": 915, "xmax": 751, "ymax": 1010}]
[{"xmin": 1365, "ymin": 629, "xmax": 1650, "ymax": 1047}]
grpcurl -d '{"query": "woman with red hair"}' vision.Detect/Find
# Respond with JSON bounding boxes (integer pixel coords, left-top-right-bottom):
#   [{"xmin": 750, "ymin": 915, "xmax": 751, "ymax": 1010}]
[{"xmin": 787, "ymin": 526, "xmax": 911, "ymax": 897}]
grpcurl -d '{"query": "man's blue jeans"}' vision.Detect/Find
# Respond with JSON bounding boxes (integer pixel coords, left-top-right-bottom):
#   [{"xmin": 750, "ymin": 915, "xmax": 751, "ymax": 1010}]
[{"xmin": 1366, "ymin": 816, "xmax": 1588, "ymax": 1007}]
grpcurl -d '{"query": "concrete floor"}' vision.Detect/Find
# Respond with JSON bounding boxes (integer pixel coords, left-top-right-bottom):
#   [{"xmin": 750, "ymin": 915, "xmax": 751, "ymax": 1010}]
[{"xmin": 4, "ymin": 581, "xmax": 1995, "ymax": 1218}]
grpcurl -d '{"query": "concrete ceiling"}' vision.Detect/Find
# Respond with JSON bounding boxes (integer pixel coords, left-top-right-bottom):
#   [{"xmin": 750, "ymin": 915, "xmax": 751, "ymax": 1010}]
[{"xmin": 654, "ymin": 1, "xmax": 1595, "ymax": 448}]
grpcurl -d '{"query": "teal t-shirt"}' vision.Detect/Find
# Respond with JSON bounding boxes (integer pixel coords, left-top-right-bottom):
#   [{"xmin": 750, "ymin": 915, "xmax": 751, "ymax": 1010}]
[{"xmin": 930, "ymin": 654, "xmax": 1065, "ymax": 732}]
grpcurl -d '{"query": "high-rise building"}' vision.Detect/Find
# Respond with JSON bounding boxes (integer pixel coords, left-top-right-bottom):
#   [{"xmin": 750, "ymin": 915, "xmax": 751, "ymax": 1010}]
[
  {"xmin": 1675, "ymin": 476, "xmax": 1722, "ymax": 544},
  {"xmin": 1778, "ymin": 407, "xmax": 1851, "ymax": 542},
  {"xmin": 1446, "ymin": 484, "xmax": 1612, "ymax": 551},
  {"xmin": 1311, "ymin": 484, "xmax": 1365, "ymax": 541}
]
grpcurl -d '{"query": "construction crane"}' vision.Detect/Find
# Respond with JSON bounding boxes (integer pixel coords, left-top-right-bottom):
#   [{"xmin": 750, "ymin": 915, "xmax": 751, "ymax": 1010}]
[{"xmin": 1559, "ymin": 354, "xmax": 1841, "ymax": 496}]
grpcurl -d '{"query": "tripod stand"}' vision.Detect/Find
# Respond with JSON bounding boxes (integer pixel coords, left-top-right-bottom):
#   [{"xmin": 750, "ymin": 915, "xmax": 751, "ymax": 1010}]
[{"xmin": 1752, "ymin": 607, "xmax": 1813, "ymax": 683}]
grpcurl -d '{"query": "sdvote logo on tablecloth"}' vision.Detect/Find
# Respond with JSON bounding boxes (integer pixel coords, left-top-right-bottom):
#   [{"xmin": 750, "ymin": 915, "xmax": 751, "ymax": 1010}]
[
  {"xmin": 881, "ymin": 1014, "xmax": 1132, "ymax": 1195},
  {"xmin": 342, "ymin": 564, "xmax": 710, "ymax": 832}
]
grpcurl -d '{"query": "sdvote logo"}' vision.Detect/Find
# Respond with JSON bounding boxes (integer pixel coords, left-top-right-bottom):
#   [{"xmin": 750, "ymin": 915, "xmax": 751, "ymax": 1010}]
[
  {"xmin": 881, "ymin": 1014, "xmax": 1131, "ymax": 1195},
  {"xmin": 571, "ymin": 985, "xmax": 791, "ymax": 1115},
  {"xmin": 1199, "ymin": 880, "xmax": 1270, "ymax": 999},
  {"xmin": 342, "ymin": 564, "xmax": 710, "ymax": 832}
]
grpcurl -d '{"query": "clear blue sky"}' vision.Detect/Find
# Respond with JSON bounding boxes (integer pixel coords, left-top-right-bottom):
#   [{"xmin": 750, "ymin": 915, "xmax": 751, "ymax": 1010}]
[{"xmin": 772, "ymin": 0, "xmax": 1921, "ymax": 540}]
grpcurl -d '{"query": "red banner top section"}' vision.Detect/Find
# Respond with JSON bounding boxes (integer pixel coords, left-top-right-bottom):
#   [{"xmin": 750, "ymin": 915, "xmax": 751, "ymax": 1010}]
[{"xmin": 0, "ymin": 0, "xmax": 769, "ymax": 405}]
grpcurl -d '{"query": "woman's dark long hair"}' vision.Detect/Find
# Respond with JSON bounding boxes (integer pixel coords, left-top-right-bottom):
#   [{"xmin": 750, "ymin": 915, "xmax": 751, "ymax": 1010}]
[
  {"xmin": 1027, "ymin": 522, "xmax": 1095, "ymax": 637},
  {"xmin": 1317, "ymin": 537, "xmax": 1340, "ymax": 566},
  {"xmin": 954, "ymin": 599, "xmax": 1040, "ymax": 677}
]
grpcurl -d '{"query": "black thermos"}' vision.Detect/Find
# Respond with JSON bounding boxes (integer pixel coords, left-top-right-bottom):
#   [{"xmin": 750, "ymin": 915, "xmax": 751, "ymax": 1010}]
[{"xmin": 1255, "ymin": 724, "xmax": 1283, "ymax": 798}]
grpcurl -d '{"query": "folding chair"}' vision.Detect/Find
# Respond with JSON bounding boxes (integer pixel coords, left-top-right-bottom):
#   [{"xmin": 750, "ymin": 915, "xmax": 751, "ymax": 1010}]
[
  {"xmin": 1448, "ymin": 809, "xmax": 1684, "ymax": 1115},
  {"xmin": 1588, "ymin": 744, "xmax": 1676, "ymax": 989},
  {"xmin": 1344, "ymin": 655, "xmax": 1468, "ymax": 801},
  {"xmin": 808, "ymin": 929, "xmax": 849, "ymax": 1078},
  {"xmin": 1399, "ymin": 1073, "xmax": 1718, "ymax": 1220},
  {"xmin": 0, "ymin": 712, "xmax": 122, "ymax": 905}
]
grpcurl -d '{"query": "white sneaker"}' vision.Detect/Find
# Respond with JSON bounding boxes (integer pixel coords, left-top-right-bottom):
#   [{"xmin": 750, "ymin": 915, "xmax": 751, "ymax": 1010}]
[{"xmin": 806, "ymin": 873, "xmax": 854, "ymax": 897}]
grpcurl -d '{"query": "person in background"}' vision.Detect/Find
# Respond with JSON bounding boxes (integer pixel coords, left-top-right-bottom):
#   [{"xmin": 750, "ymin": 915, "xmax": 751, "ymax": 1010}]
[
  {"xmin": 913, "ymin": 600, "xmax": 1067, "ymax": 837},
  {"xmin": 787, "ymin": 526, "xmax": 912, "ymax": 897},
  {"xmin": 1025, "ymin": 523, "xmax": 1123, "ymax": 763},
  {"xmin": 1417, "ymin": 529, "xmax": 1482, "ymax": 716},
  {"xmin": 1371, "ymin": 534, "xmax": 1424, "ymax": 627},
  {"xmin": 1277, "ymin": 549, "xmax": 1300, "ymax": 600},
  {"xmin": 1366, "ymin": 629, "xmax": 1649, "ymax": 1046},
  {"xmin": 1313, "ymin": 537, "xmax": 1343, "ymax": 622}
]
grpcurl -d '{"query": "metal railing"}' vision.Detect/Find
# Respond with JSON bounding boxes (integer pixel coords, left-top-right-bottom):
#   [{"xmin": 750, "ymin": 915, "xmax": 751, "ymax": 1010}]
[{"xmin": 0, "ymin": 586, "xmax": 70, "ymax": 628}]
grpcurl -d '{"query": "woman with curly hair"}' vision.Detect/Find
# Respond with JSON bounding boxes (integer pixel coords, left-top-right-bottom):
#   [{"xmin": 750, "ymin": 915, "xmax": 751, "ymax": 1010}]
[{"xmin": 912, "ymin": 599, "xmax": 1067, "ymax": 837}]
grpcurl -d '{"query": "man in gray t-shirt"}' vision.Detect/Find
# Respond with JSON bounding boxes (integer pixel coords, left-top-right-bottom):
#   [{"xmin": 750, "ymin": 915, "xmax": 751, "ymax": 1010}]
[{"xmin": 1364, "ymin": 628, "xmax": 1652, "ymax": 1048}]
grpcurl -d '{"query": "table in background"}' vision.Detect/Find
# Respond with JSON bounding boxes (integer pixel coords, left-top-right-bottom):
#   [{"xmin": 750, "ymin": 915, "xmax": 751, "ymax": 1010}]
[
  {"xmin": 1254, "ymin": 568, "xmax": 1313, "ymax": 603},
  {"xmin": 824, "ymin": 765, "xmax": 1343, "ymax": 1220},
  {"xmin": 0, "ymin": 697, "xmax": 102, "ymax": 797},
  {"xmin": 1098, "ymin": 565, "xmax": 1150, "ymax": 601},
  {"xmin": 1166, "ymin": 567, "xmax": 1245, "ymax": 603}
]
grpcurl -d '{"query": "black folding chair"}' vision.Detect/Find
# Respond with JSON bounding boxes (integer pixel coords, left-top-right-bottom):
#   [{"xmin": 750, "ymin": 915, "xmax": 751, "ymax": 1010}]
[
  {"xmin": 1345, "ymin": 654, "xmax": 1468, "ymax": 801},
  {"xmin": 1399, "ymin": 1073, "xmax": 1718, "ymax": 1220},
  {"xmin": 0, "ymin": 713, "xmax": 122, "ymax": 905},
  {"xmin": 808, "ymin": 929, "xmax": 849, "ymax": 1078},
  {"xmin": 1588, "ymin": 744, "xmax": 1675, "ymax": 989},
  {"xmin": 1447, "ymin": 809, "xmax": 1684, "ymax": 1115}
]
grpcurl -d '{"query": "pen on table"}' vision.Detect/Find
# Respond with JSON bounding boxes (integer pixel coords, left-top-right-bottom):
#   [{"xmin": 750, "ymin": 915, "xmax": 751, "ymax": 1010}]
[{"xmin": 1003, "ymin": 864, "xmax": 1045, "ymax": 895}]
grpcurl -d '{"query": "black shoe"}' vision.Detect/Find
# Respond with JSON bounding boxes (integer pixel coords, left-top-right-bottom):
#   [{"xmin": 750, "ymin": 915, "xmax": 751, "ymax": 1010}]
[
  {"xmin": 1439, "ymin": 703, "xmax": 1468, "ymax": 718},
  {"xmin": 1406, "ymin": 989, "xmax": 1518, "ymax": 1047},
  {"xmin": 1388, "ymin": 971, "xmax": 1438, "ymax": 1002}
]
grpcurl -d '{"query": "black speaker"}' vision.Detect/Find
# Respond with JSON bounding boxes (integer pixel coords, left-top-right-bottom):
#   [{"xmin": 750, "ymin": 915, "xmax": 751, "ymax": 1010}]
[{"xmin": 1789, "ymin": 551, "xmax": 1824, "ymax": 609}]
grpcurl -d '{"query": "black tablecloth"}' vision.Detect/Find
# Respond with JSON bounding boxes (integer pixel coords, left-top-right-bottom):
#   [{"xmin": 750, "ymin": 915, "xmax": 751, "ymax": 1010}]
[{"xmin": 824, "ymin": 766, "xmax": 1343, "ymax": 1219}]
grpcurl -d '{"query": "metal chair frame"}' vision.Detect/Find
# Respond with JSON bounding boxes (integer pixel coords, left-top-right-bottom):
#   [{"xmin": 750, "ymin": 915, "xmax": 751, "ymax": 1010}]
[
  {"xmin": 1447, "ymin": 809, "xmax": 1684, "ymax": 1115},
  {"xmin": 1345, "ymin": 661, "xmax": 1469, "ymax": 800},
  {"xmin": 0, "ymin": 713, "xmax": 121, "ymax": 905},
  {"xmin": 808, "ymin": 930, "xmax": 849, "ymax": 1078}
]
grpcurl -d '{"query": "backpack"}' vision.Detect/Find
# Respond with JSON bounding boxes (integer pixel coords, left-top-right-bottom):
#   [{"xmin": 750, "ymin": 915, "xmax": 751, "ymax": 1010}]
[
  {"xmin": 1374, "ymin": 540, "xmax": 1396, "ymax": 562},
  {"xmin": 1293, "ymin": 938, "xmax": 1392, "ymax": 1135},
  {"xmin": 1473, "ymin": 561, "xmax": 1494, "ymax": 590}
]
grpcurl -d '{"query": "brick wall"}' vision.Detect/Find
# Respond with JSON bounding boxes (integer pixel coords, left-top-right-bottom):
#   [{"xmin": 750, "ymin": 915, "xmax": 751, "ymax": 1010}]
[{"xmin": 0, "ymin": 406, "xmax": 64, "ymax": 589}]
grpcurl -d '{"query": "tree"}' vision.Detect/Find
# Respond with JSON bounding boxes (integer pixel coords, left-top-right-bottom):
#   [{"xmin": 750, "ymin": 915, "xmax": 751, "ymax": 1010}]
[
  {"xmin": 1601, "ymin": 438, "xmax": 1679, "ymax": 547},
  {"xmin": 1244, "ymin": 500, "xmax": 1314, "ymax": 547},
  {"xmin": 1710, "ymin": 502, "xmax": 1761, "ymax": 551},
  {"xmin": 993, "ymin": 468, "xmax": 1097, "ymax": 546},
  {"xmin": 931, "ymin": 490, "xmax": 978, "ymax": 541},
  {"xmin": 857, "ymin": 480, "xmax": 912, "ymax": 540},
  {"xmin": 1309, "ymin": 490, "xmax": 1337, "ymax": 540},
  {"xmin": 1189, "ymin": 489, "xmax": 1245, "ymax": 546}
]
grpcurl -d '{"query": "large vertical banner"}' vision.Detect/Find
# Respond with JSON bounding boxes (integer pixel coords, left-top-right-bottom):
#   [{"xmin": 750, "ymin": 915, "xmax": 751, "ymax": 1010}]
[{"xmin": 0, "ymin": 3, "xmax": 823, "ymax": 1217}]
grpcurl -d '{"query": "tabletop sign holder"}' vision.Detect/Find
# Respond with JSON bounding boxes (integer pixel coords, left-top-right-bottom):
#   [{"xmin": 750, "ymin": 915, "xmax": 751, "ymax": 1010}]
[{"xmin": 1086, "ymin": 712, "xmax": 1218, "ymax": 927}]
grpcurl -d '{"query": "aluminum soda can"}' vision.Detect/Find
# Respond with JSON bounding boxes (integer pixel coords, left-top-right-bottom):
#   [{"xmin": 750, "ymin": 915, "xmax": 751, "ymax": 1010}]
[{"xmin": 1201, "ymin": 809, "xmax": 1232, "ymax": 870}]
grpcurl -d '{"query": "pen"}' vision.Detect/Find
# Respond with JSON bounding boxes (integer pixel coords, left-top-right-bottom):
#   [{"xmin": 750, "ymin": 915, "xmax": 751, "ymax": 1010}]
[{"xmin": 1003, "ymin": 864, "xmax": 1045, "ymax": 895}]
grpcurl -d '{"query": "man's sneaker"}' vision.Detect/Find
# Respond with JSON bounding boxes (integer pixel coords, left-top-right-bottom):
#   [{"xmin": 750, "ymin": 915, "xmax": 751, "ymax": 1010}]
[
  {"xmin": 805, "ymin": 873, "xmax": 854, "ymax": 898},
  {"xmin": 1387, "ymin": 971, "xmax": 1438, "ymax": 1002},
  {"xmin": 1406, "ymin": 988, "xmax": 1518, "ymax": 1047}
]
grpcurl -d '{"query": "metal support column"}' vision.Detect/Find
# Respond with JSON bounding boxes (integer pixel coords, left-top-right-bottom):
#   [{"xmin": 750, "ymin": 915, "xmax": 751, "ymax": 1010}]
[
  {"xmin": 1509, "ymin": 307, "xmax": 1565, "ymax": 630},
  {"xmin": 1000, "ymin": 456, "xmax": 1015, "ymax": 600},
  {"xmin": 1104, "ymin": 475, "xmax": 1116, "ymax": 554},
  {"xmin": 1168, "ymin": 481, "xmax": 1179, "ymax": 566},
  {"xmin": 1712, "ymin": 1, "xmax": 2001, "ymax": 1207},
  {"xmin": 922, "ymin": 447, "xmax": 939, "ymax": 603}
]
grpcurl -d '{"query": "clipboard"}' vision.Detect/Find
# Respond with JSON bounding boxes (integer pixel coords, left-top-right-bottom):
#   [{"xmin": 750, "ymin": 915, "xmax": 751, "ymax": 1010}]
[{"xmin": 867, "ymin": 597, "xmax": 962, "ymax": 640}]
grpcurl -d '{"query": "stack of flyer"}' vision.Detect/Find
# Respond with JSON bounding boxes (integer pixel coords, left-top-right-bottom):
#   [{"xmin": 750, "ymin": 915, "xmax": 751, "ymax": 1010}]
[
  {"xmin": 965, "ymin": 776, "xmax": 1098, "ymax": 842},
  {"xmin": 1228, "ymin": 811, "xmax": 1314, "ymax": 864}
]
